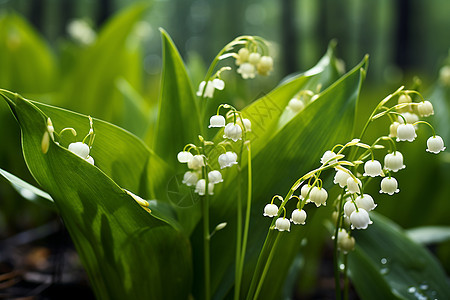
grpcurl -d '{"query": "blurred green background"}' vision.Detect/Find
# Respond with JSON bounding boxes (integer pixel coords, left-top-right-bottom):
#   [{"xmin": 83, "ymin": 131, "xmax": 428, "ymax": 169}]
[{"xmin": 0, "ymin": 0, "xmax": 449, "ymax": 295}]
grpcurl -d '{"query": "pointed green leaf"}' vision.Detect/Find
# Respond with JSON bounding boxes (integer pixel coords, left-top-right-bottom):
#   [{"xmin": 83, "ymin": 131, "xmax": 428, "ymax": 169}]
[
  {"xmin": 153, "ymin": 29, "xmax": 201, "ymax": 169},
  {"xmin": 349, "ymin": 213, "xmax": 450, "ymax": 299},
  {"xmin": 3, "ymin": 94, "xmax": 192, "ymax": 299}
]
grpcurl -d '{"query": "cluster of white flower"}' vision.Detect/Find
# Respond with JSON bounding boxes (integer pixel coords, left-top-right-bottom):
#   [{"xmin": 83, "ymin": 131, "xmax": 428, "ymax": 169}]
[
  {"xmin": 178, "ymin": 105, "xmax": 251, "ymax": 196},
  {"xmin": 263, "ymin": 88, "xmax": 446, "ymax": 253},
  {"xmin": 234, "ymin": 47, "xmax": 274, "ymax": 79}
]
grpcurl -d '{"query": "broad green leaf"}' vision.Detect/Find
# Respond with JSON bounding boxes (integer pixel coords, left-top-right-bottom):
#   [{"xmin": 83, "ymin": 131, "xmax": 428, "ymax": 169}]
[
  {"xmin": 153, "ymin": 29, "xmax": 201, "ymax": 168},
  {"xmin": 407, "ymin": 226, "xmax": 450, "ymax": 245},
  {"xmin": 0, "ymin": 167, "xmax": 55, "ymax": 210},
  {"xmin": 2, "ymin": 94, "xmax": 192, "ymax": 299},
  {"xmin": 59, "ymin": 3, "xmax": 149, "ymax": 125},
  {"xmin": 349, "ymin": 213, "xmax": 450, "ymax": 300},
  {"xmin": 0, "ymin": 13, "xmax": 56, "ymax": 93}
]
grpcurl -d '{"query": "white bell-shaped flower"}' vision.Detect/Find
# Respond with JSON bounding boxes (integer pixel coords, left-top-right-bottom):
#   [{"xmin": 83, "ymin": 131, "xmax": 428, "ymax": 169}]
[
  {"xmin": 290, "ymin": 209, "xmax": 307, "ymax": 225},
  {"xmin": 195, "ymin": 179, "xmax": 214, "ymax": 196},
  {"xmin": 389, "ymin": 122, "xmax": 400, "ymax": 138},
  {"xmin": 396, "ymin": 124, "xmax": 417, "ymax": 142},
  {"xmin": 274, "ymin": 217, "xmax": 290, "ymax": 232},
  {"xmin": 380, "ymin": 177, "xmax": 399, "ymax": 195},
  {"xmin": 187, "ymin": 155, "xmax": 205, "ymax": 170},
  {"xmin": 384, "ymin": 151, "xmax": 405, "ymax": 172},
  {"xmin": 343, "ymin": 200, "xmax": 357, "ymax": 218},
  {"xmin": 350, "ymin": 208, "xmax": 373, "ymax": 230},
  {"xmin": 363, "ymin": 160, "xmax": 383, "ymax": 177},
  {"xmin": 182, "ymin": 171, "xmax": 199, "ymax": 186},
  {"xmin": 237, "ymin": 118, "xmax": 252, "ymax": 132},
  {"xmin": 257, "ymin": 56, "xmax": 274, "ymax": 76},
  {"xmin": 397, "ymin": 94, "xmax": 412, "ymax": 112},
  {"xmin": 398, "ymin": 112, "xmax": 419, "ymax": 125},
  {"xmin": 209, "ymin": 115, "xmax": 226, "ymax": 128},
  {"xmin": 334, "ymin": 170, "xmax": 351, "ymax": 188},
  {"xmin": 248, "ymin": 52, "xmax": 261, "ymax": 65},
  {"xmin": 320, "ymin": 150, "xmax": 338, "ymax": 165},
  {"xmin": 287, "ymin": 98, "xmax": 305, "ymax": 113},
  {"xmin": 309, "ymin": 186, "xmax": 328, "ymax": 207},
  {"xmin": 237, "ymin": 63, "xmax": 256, "ymax": 79},
  {"xmin": 336, "ymin": 229, "xmax": 355, "ymax": 253},
  {"xmin": 68, "ymin": 142, "xmax": 90, "ymax": 159},
  {"xmin": 417, "ymin": 101, "xmax": 434, "ymax": 117},
  {"xmin": 263, "ymin": 203, "xmax": 278, "ymax": 217},
  {"xmin": 355, "ymin": 194, "xmax": 377, "ymax": 211},
  {"xmin": 223, "ymin": 123, "xmax": 243, "ymax": 142},
  {"xmin": 300, "ymin": 184, "xmax": 312, "ymax": 200},
  {"xmin": 426, "ymin": 135, "xmax": 446, "ymax": 154},
  {"xmin": 235, "ymin": 48, "xmax": 249, "ymax": 65},
  {"xmin": 212, "ymin": 78, "xmax": 225, "ymax": 90},
  {"xmin": 177, "ymin": 151, "xmax": 194, "ymax": 163},
  {"xmin": 346, "ymin": 177, "xmax": 362, "ymax": 194},
  {"xmin": 218, "ymin": 151, "xmax": 238, "ymax": 169},
  {"xmin": 208, "ymin": 170, "xmax": 223, "ymax": 184}
]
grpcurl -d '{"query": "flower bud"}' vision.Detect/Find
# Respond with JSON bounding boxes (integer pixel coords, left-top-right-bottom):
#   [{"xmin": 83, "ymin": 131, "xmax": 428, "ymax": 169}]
[
  {"xmin": 287, "ymin": 98, "xmax": 305, "ymax": 113},
  {"xmin": 256, "ymin": 56, "xmax": 273, "ymax": 76},
  {"xmin": 248, "ymin": 52, "xmax": 261, "ymax": 65},
  {"xmin": 336, "ymin": 229, "xmax": 355, "ymax": 253},
  {"xmin": 397, "ymin": 94, "xmax": 412, "ymax": 113},
  {"xmin": 389, "ymin": 122, "xmax": 400, "ymax": 138}
]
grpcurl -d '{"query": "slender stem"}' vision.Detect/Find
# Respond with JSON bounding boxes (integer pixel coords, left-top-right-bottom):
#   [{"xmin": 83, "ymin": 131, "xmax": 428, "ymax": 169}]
[
  {"xmin": 253, "ymin": 234, "xmax": 281, "ymax": 300},
  {"xmin": 234, "ymin": 161, "xmax": 243, "ymax": 300},
  {"xmin": 202, "ymin": 193, "xmax": 211, "ymax": 300},
  {"xmin": 235, "ymin": 142, "xmax": 253, "ymax": 299}
]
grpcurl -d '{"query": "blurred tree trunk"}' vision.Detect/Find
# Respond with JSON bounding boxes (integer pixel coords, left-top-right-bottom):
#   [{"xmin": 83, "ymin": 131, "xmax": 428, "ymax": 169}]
[
  {"xmin": 281, "ymin": 0, "xmax": 298, "ymax": 74},
  {"xmin": 29, "ymin": 0, "xmax": 44, "ymax": 32},
  {"xmin": 395, "ymin": 0, "xmax": 411, "ymax": 70},
  {"xmin": 97, "ymin": 0, "xmax": 113, "ymax": 28}
]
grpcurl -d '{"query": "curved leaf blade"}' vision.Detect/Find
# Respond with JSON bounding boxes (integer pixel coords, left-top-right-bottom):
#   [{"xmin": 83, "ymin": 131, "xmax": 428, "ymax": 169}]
[
  {"xmin": 349, "ymin": 213, "xmax": 450, "ymax": 300},
  {"xmin": 3, "ymin": 94, "xmax": 192, "ymax": 299}
]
